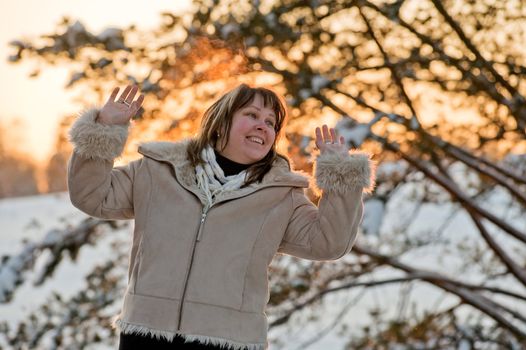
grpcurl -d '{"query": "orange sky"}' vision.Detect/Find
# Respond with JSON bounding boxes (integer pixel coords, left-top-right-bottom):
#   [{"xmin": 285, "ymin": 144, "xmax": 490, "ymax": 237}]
[{"xmin": 0, "ymin": 0, "xmax": 191, "ymax": 162}]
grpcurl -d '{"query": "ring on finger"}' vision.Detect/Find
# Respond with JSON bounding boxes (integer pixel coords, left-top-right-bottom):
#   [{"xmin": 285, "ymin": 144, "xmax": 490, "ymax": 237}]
[
  {"xmin": 121, "ymin": 101, "xmax": 131, "ymax": 107},
  {"xmin": 325, "ymin": 141, "xmax": 333, "ymax": 144}
]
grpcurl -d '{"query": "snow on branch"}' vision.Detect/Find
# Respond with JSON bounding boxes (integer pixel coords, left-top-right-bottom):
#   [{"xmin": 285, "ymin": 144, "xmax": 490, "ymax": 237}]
[{"xmin": 0, "ymin": 218, "xmax": 112, "ymax": 303}]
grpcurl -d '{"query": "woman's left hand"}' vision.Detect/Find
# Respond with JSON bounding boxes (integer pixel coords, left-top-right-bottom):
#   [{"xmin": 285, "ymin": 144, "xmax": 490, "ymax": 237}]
[{"xmin": 315, "ymin": 124, "xmax": 347, "ymax": 155}]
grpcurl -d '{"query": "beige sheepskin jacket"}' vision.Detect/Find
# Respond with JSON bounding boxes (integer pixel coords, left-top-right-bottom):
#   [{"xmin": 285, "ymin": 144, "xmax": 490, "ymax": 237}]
[{"xmin": 67, "ymin": 108, "xmax": 376, "ymax": 350}]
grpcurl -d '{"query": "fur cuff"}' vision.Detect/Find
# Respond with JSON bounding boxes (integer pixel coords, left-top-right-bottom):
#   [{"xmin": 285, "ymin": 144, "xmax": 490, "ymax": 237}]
[
  {"xmin": 314, "ymin": 150, "xmax": 376, "ymax": 194},
  {"xmin": 68, "ymin": 108, "xmax": 129, "ymax": 161}
]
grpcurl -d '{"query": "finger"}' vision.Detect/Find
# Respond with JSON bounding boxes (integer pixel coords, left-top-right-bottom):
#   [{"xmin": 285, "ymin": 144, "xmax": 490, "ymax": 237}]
[
  {"xmin": 130, "ymin": 94, "xmax": 145, "ymax": 115},
  {"xmin": 322, "ymin": 124, "xmax": 330, "ymax": 142},
  {"xmin": 315, "ymin": 127, "xmax": 323, "ymax": 144},
  {"xmin": 125, "ymin": 85, "xmax": 139, "ymax": 104},
  {"xmin": 136, "ymin": 94, "xmax": 145, "ymax": 107},
  {"xmin": 315, "ymin": 126, "xmax": 322, "ymax": 140},
  {"xmin": 117, "ymin": 85, "xmax": 132, "ymax": 102},
  {"xmin": 339, "ymin": 135, "xmax": 345, "ymax": 144},
  {"xmin": 330, "ymin": 128, "xmax": 337, "ymax": 143},
  {"xmin": 107, "ymin": 87, "xmax": 120, "ymax": 103}
]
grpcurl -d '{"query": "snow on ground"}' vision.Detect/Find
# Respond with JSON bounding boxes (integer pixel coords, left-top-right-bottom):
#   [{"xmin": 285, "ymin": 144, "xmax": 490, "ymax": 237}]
[{"xmin": 0, "ymin": 179, "xmax": 525, "ymax": 349}]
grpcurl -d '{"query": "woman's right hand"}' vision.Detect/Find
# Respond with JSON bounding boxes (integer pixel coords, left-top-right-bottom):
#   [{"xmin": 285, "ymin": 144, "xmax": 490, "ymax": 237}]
[{"xmin": 97, "ymin": 85, "xmax": 145, "ymax": 125}]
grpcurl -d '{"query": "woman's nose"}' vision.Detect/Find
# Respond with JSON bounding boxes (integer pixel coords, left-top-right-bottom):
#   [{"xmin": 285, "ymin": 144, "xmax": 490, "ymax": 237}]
[{"xmin": 255, "ymin": 120, "xmax": 266, "ymax": 130}]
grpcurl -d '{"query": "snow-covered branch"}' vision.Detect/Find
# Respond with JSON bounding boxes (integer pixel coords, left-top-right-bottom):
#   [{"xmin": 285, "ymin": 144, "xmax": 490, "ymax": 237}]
[{"xmin": 0, "ymin": 218, "xmax": 111, "ymax": 303}]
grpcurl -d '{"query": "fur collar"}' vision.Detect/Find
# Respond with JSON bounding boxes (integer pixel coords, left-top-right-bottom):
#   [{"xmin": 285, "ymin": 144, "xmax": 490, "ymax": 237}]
[{"xmin": 137, "ymin": 139, "xmax": 309, "ymax": 204}]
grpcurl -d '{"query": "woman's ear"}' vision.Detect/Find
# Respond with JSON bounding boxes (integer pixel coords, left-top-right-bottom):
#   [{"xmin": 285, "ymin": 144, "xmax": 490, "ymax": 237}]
[{"xmin": 216, "ymin": 129, "xmax": 226, "ymax": 150}]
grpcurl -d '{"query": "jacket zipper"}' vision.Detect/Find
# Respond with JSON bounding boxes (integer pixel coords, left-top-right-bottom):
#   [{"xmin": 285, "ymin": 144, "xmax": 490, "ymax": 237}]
[
  {"xmin": 196, "ymin": 211, "xmax": 207, "ymax": 242},
  {"xmin": 176, "ymin": 208, "xmax": 207, "ymax": 330}
]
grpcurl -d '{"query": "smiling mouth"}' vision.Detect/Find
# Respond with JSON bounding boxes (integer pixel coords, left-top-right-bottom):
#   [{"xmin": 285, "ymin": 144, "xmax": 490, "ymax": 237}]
[{"xmin": 247, "ymin": 136, "xmax": 264, "ymax": 145}]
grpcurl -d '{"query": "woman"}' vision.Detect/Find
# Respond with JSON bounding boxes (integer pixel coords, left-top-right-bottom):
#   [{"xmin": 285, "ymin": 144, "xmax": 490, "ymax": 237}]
[{"xmin": 68, "ymin": 84, "xmax": 375, "ymax": 350}]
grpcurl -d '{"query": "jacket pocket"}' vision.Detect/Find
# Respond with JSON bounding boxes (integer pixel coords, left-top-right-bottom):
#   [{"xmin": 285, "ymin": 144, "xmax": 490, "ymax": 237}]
[
  {"xmin": 132, "ymin": 231, "xmax": 189, "ymax": 300},
  {"xmin": 131, "ymin": 236, "xmax": 144, "ymax": 294},
  {"xmin": 184, "ymin": 249, "xmax": 248, "ymax": 309}
]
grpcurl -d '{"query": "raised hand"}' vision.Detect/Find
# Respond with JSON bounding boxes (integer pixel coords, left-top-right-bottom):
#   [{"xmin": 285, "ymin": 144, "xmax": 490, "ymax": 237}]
[
  {"xmin": 97, "ymin": 85, "xmax": 145, "ymax": 125},
  {"xmin": 315, "ymin": 124, "xmax": 347, "ymax": 155}
]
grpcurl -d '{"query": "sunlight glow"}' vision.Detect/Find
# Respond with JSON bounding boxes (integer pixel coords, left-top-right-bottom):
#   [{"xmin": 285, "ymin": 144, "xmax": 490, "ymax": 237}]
[{"xmin": 0, "ymin": 0, "xmax": 191, "ymax": 163}]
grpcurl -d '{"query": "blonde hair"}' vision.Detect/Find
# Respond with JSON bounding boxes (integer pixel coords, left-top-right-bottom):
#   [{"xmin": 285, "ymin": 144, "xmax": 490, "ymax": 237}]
[{"xmin": 188, "ymin": 83, "xmax": 288, "ymax": 185}]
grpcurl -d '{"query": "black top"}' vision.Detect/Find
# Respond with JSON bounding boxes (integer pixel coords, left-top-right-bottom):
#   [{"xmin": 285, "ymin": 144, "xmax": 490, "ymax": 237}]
[
  {"xmin": 214, "ymin": 150, "xmax": 252, "ymax": 176},
  {"xmin": 119, "ymin": 332, "xmax": 228, "ymax": 349}
]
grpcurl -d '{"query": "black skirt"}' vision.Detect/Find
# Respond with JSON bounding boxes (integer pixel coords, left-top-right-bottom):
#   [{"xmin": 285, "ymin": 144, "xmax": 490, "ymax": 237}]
[{"xmin": 118, "ymin": 332, "xmax": 235, "ymax": 349}]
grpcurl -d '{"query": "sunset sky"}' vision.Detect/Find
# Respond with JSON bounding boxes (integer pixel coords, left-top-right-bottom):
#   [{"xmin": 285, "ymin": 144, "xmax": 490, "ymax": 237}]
[{"xmin": 0, "ymin": 0, "xmax": 191, "ymax": 162}]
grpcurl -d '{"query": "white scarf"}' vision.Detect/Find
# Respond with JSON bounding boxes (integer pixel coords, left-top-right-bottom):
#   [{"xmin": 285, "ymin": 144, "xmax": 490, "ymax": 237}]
[{"xmin": 195, "ymin": 145, "xmax": 247, "ymax": 209}]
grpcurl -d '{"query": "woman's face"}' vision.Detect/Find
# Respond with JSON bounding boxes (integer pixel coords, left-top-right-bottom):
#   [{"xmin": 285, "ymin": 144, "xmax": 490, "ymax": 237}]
[{"xmin": 217, "ymin": 94, "xmax": 277, "ymax": 164}]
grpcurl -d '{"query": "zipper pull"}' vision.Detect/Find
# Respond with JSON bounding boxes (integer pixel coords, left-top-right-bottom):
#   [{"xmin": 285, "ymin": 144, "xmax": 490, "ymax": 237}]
[{"xmin": 196, "ymin": 212, "xmax": 207, "ymax": 242}]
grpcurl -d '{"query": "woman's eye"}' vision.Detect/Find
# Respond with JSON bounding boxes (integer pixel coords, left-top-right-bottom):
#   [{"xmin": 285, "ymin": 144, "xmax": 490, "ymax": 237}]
[
  {"xmin": 266, "ymin": 120, "xmax": 275, "ymax": 127},
  {"xmin": 247, "ymin": 113, "xmax": 256, "ymax": 118}
]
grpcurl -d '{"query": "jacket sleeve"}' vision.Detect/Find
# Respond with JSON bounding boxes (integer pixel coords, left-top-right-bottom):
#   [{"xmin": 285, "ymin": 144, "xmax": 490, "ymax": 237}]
[
  {"xmin": 278, "ymin": 150, "xmax": 376, "ymax": 261},
  {"xmin": 67, "ymin": 107, "xmax": 139, "ymax": 220}
]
